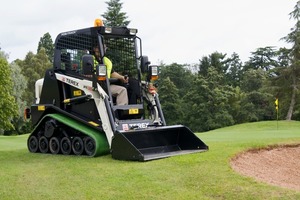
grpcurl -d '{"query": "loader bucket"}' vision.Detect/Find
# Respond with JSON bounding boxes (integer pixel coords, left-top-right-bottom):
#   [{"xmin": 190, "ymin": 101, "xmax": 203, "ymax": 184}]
[{"xmin": 111, "ymin": 125, "xmax": 208, "ymax": 161}]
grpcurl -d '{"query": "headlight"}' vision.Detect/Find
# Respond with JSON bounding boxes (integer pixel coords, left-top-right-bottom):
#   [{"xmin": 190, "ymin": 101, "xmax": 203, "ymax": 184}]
[
  {"xmin": 150, "ymin": 65, "xmax": 158, "ymax": 81},
  {"xmin": 129, "ymin": 28, "xmax": 137, "ymax": 35}
]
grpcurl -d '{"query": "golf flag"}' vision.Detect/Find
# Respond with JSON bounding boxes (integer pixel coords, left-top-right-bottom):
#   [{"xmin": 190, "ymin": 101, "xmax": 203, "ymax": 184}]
[{"xmin": 275, "ymin": 98, "xmax": 279, "ymax": 110}]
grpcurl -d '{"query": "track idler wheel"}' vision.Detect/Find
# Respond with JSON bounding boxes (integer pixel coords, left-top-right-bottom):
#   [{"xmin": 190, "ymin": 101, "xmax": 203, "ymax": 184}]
[
  {"xmin": 84, "ymin": 136, "xmax": 96, "ymax": 156},
  {"xmin": 49, "ymin": 137, "xmax": 60, "ymax": 154},
  {"xmin": 72, "ymin": 137, "xmax": 84, "ymax": 155},
  {"xmin": 28, "ymin": 135, "xmax": 39, "ymax": 153},
  {"xmin": 39, "ymin": 136, "xmax": 49, "ymax": 153},
  {"xmin": 44, "ymin": 119, "xmax": 58, "ymax": 138},
  {"xmin": 61, "ymin": 137, "xmax": 72, "ymax": 155}
]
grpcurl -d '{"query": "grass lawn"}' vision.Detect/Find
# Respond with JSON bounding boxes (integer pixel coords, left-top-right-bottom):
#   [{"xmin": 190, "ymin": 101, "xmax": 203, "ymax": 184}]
[{"xmin": 0, "ymin": 121, "xmax": 300, "ymax": 200}]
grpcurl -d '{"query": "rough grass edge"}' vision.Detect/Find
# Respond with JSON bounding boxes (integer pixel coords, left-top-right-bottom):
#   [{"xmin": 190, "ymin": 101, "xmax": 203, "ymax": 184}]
[{"xmin": 231, "ymin": 143, "xmax": 300, "ymax": 159}]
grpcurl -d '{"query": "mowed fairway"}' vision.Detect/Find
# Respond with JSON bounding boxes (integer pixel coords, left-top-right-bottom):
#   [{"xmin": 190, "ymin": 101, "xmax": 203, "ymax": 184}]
[{"xmin": 0, "ymin": 121, "xmax": 300, "ymax": 200}]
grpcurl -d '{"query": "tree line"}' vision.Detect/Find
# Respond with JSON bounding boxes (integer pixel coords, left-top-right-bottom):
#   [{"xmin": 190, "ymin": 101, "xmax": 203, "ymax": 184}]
[{"xmin": 1, "ymin": 0, "xmax": 300, "ymax": 134}]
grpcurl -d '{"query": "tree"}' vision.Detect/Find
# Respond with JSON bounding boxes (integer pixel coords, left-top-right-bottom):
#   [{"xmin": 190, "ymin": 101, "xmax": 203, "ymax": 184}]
[
  {"xmin": 183, "ymin": 68, "xmax": 235, "ymax": 132},
  {"xmin": 5, "ymin": 61, "xmax": 30, "ymax": 135},
  {"xmin": 223, "ymin": 52, "xmax": 243, "ymax": 87},
  {"xmin": 158, "ymin": 77, "xmax": 183, "ymax": 125},
  {"xmin": 0, "ymin": 53, "xmax": 18, "ymax": 134},
  {"xmin": 101, "ymin": 0, "xmax": 130, "ymax": 27},
  {"xmin": 244, "ymin": 47, "xmax": 278, "ymax": 71},
  {"xmin": 238, "ymin": 67, "xmax": 275, "ymax": 122},
  {"xmin": 157, "ymin": 63, "xmax": 195, "ymax": 126},
  {"xmin": 17, "ymin": 48, "xmax": 51, "ymax": 106},
  {"xmin": 267, "ymin": 50, "xmax": 292, "ymax": 120},
  {"xmin": 274, "ymin": 1, "xmax": 300, "ymax": 120},
  {"xmin": 240, "ymin": 69, "xmax": 267, "ymax": 92},
  {"xmin": 198, "ymin": 52, "xmax": 227, "ymax": 77},
  {"xmin": 159, "ymin": 63, "xmax": 194, "ymax": 95},
  {"xmin": 237, "ymin": 91, "xmax": 275, "ymax": 123},
  {"xmin": 37, "ymin": 32, "xmax": 54, "ymax": 62}
]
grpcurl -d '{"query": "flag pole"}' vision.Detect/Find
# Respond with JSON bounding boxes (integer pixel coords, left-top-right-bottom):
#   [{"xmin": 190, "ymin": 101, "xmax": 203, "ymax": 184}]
[
  {"xmin": 275, "ymin": 98, "xmax": 279, "ymax": 130},
  {"xmin": 277, "ymin": 108, "xmax": 278, "ymax": 130}
]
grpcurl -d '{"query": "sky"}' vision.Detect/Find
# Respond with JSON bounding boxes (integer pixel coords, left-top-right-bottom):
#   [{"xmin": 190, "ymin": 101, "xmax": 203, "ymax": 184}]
[{"xmin": 0, "ymin": 0, "xmax": 297, "ymax": 65}]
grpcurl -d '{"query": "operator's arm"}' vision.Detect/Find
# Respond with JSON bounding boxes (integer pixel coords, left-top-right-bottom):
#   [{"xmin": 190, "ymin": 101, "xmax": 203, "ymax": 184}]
[{"xmin": 111, "ymin": 71, "xmax": 128, "ymax": 83}]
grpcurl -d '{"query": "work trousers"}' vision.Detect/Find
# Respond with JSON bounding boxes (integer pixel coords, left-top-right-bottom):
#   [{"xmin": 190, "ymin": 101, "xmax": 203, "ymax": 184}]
[{"xmin": 110, "ymin": 85, "xmax": 128, "ymax": 105}]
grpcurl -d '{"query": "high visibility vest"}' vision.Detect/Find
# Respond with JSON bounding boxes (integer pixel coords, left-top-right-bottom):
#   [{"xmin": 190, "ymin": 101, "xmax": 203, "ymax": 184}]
[
  {"xmin": 103, "ymin": 57, "xmax": 112, "ymax": 78},
  {"xmin": 94, "ymin": 56, "xmax": 113, "ymax": 78}
]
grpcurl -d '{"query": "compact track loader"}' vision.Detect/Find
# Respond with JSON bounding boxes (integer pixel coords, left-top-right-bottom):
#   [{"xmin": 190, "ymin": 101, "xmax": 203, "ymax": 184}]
[{"xmin": 26, "ymin": 23, "xmax": 208, "ymax": 161}]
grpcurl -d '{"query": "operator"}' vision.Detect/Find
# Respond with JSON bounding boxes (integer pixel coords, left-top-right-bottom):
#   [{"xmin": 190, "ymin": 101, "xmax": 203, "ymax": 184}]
[{"xmin": 93, "ymin": 45, "xmax": 129, "ymax": 105}]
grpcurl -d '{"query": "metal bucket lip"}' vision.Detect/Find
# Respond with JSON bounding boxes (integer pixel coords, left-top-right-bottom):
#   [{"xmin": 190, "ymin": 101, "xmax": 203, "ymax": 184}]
[{"xmin": 142, "ymin": 149, "xmax": 208, "ymax": 161}]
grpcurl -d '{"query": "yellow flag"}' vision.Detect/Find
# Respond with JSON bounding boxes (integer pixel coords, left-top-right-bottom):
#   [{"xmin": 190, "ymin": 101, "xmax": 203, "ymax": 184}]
[{"xmin": 275, "ymin": 98, "xmax": 278, "ymax": 110}]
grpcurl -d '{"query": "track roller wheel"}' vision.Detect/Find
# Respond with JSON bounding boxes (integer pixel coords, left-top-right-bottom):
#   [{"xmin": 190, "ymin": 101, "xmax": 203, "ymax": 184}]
[
  {"xmin": 49, "ymin": 137, "xmax": 60, "ymax": 154},
  {"xmin": 84, "ymin": 136, "xmax": 96, "ymax": 156},
  {"xmin": 61, "ymin": 137, "xmax": 72, "ymax": 155},
  {"xmin": 39, "ymin": 136, "xmax": 49, "ymax": 153},
  {"xmin": 28, "ymin": 135, "xmax": 39, "ymax": 153},
  {"xmin": 72, "ymin": 137, "xmax": 84, "ymax": 155}
]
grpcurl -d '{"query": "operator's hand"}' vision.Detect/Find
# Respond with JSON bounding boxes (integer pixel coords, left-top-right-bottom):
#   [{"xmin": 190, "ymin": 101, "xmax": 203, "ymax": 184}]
[
  {"xmin": 123, "ymin": 75, "xmax": 129, "ymax": 84},
  {"xmin": 148, "ymin": 83, "xmax": 157, "ymax": 94}
]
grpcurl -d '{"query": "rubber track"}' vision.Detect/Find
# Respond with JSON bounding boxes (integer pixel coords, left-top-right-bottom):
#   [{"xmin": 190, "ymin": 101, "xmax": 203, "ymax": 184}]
[{"xmin": 31, "ymin": 113, "xmax": 110, "ymax": 157}]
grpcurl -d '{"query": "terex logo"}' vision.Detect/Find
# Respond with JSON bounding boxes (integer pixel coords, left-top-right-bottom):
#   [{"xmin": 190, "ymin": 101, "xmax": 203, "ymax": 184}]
[
  {"xmin": 66, "ymin": 78, "xmax": 79, "ymax": 87},
  {"xmin": 128, "ymin": 122, "xmax": 149, "ymax": 129}
]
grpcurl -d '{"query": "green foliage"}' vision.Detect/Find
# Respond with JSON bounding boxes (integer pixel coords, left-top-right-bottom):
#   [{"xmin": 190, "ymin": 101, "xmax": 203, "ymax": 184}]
[
  {"xmin": 158, "ymin": 77, "xmax": 183, "ymax": 125},
  {"xmin": 244, "ymin": 47, "xmax": 278, "ymax": 71},
  {"xmin": 0, "ymin": 49, "xmax": 9, "ymax": 59},
  {"xmin": 102, "ymin": 0, "xmax": 130, "ymax": 27},
  {"xmin": 0, "ymin": 56, "xmax": 18, "ymax": 133},
  {"xmin": 17, "ymin": 48, "xmax": 51, "ymax": 106},
  {"xmin": 158, "ymin": 63, "xmax": 196, "ymax": 126},
  {"xmin": 4, "ymin": 62, "xmax": 31, "ymax": 135},
  {"xmin": 159, "ymin": 63, "xmax": 194, "ymax": 93},
  {"xmin": 182, "ymin": 68, "xmax": 235, "ymax": 132},
  {"xmin": 240, "ymin": 69, "xmax": 267, "ymax": 92},
  {"xmin": 157, "ymin": 48, "xmax": 280, "ymax": 132},
  {"xmin": 198, "ymin": 52, "xmax": 226, "ymax": 77},
  {"xmin": 237, "ymin": 91, "xmax": 275, "ymax": 123},
  {"xmin": 37, "ymin": 32, "xmax": 54, "ymax": 62},
  {"xmin": 223, "ymin": 52, "xmax": 243, "ymax": 87},
  {"xmin": 272, "ymin": 1, "xmax": 300, "ymax": 120}
]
